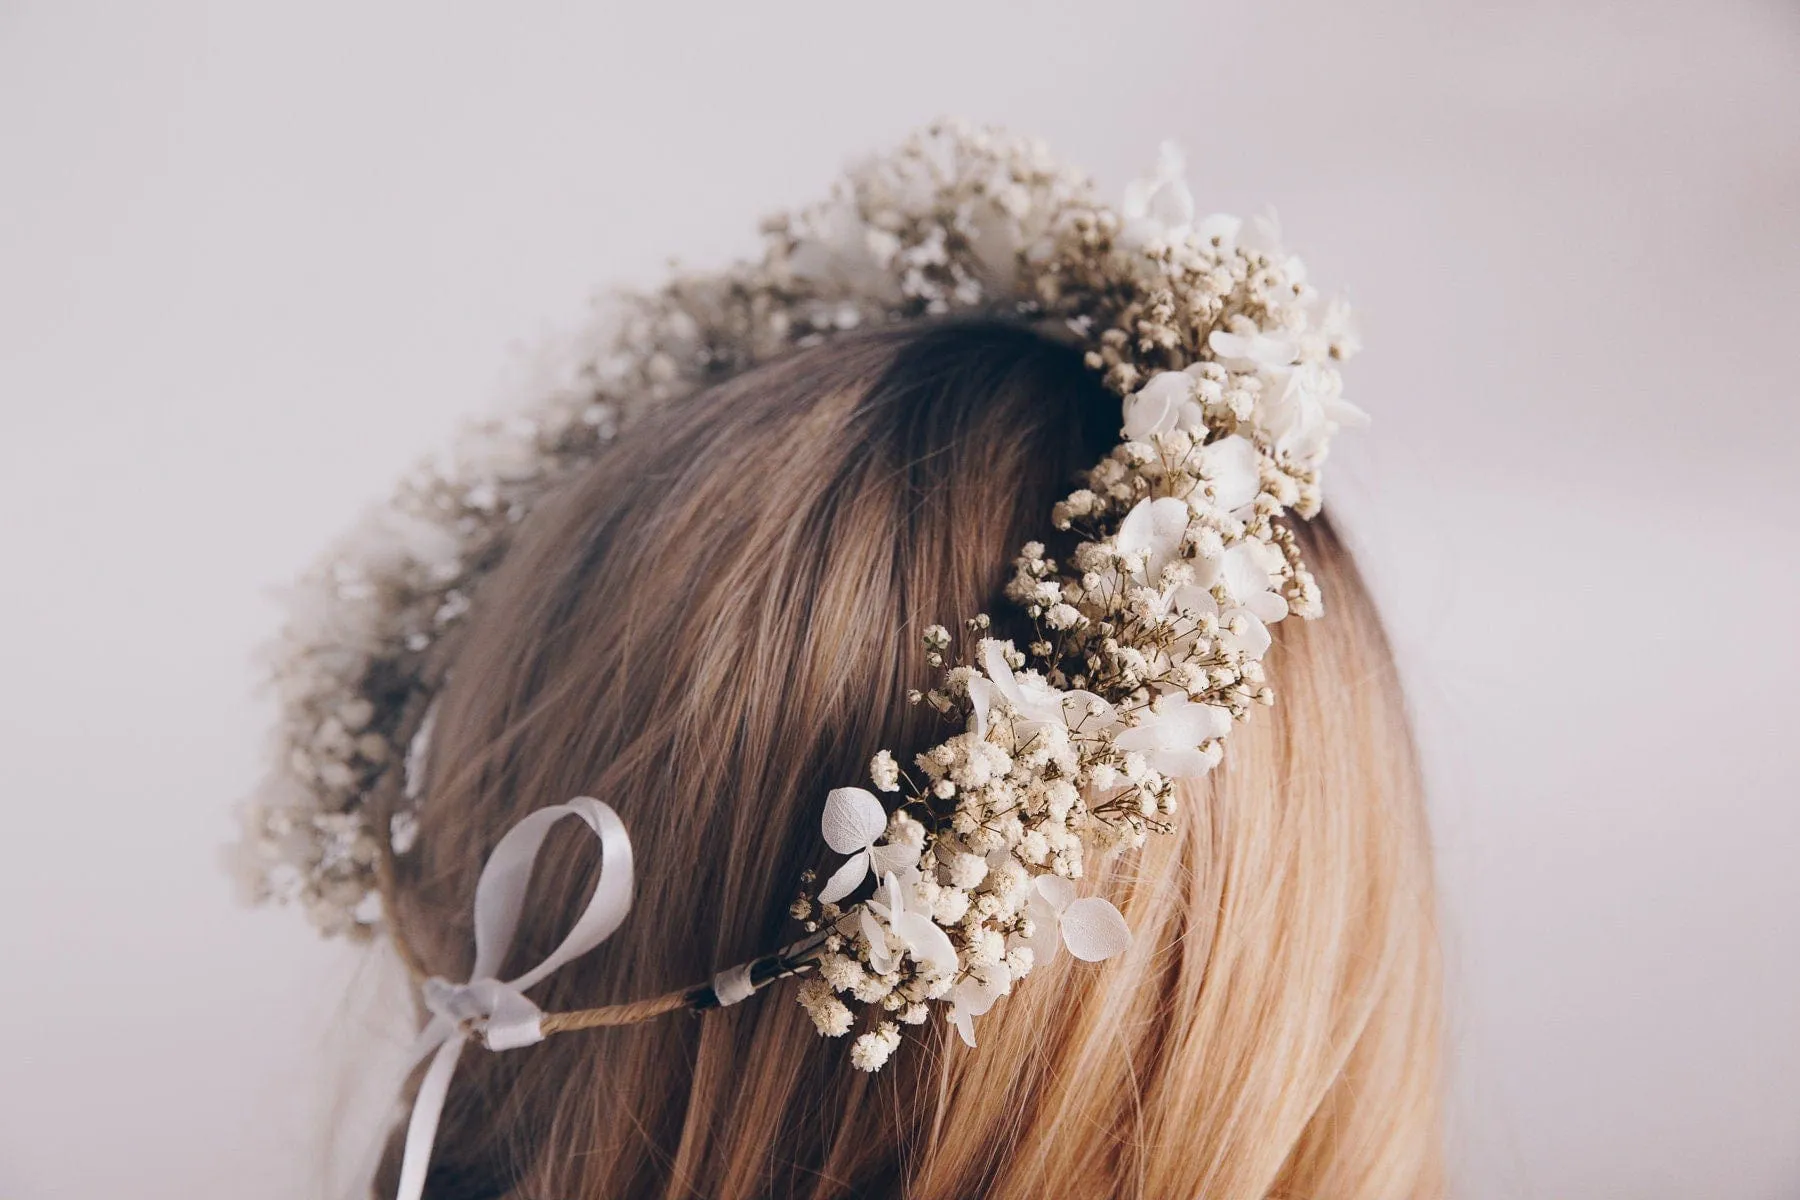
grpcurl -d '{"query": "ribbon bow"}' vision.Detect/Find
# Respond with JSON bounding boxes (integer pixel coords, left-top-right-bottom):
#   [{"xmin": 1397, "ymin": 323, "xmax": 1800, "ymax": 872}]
[{"xmin": 394, "ymin": 796, "xmax": 634, "ymax": 1200}]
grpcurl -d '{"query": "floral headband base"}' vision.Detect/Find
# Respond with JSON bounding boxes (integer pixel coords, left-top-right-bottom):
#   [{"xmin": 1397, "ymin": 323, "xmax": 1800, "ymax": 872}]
[{"xmin": 226, "ymin": 122, "xmax": 1365, "ymax": 1198}]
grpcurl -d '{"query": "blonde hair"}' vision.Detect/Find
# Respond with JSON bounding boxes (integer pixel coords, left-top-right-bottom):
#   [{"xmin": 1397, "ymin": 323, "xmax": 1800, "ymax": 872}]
[{"xmin": 374, "ymin": 319, "xmax": 1443, "ymax": 1199}]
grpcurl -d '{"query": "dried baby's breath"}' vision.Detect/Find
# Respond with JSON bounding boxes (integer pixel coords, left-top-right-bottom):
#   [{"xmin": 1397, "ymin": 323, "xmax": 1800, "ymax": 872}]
[{"xmin": 233, "ymin": 120, "xmax": 1365, "ymax": 1075}]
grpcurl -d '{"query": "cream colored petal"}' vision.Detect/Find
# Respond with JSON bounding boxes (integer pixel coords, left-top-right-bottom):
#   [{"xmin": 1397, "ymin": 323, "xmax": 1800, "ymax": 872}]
[
  {"xmin": 817, "ymin": 850, "xmax": 870, "ymax": 904},
  {"xmin": 1060, "ymin": 897, "xmax": 1132, "ymax": 962},
  {"xmin": 821, "ymin": 787, "xmax": 887, "ymax": 855}
]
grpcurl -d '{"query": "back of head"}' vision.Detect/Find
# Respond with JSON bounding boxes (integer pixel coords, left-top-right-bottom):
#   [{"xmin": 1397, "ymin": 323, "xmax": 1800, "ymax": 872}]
[{"xmin": 375, "ymin": 319, "xmax": 1443, "ymax": 1199}]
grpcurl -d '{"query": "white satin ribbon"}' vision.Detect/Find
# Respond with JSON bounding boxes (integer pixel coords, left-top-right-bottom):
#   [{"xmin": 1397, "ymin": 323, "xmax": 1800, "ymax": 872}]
[{"xmin": 394, "ymin": 795, "xmax": 634, "ymax": 1200}]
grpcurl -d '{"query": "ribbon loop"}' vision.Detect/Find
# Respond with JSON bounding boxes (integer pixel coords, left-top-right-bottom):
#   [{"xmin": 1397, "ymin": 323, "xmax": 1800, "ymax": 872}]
[
  {"xmin": 420, "ymin": 977, "xmax": 546, "ymax": 1050},
  {"xmin": 394, "ymin": 796, "xmax": 634, "ymax": 1200}
]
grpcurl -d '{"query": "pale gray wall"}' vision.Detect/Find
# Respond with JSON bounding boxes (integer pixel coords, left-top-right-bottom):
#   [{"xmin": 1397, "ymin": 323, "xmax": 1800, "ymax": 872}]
[{"xmin": 1, "ymin": 2, "xmax": 1795, "ymax": 1197}]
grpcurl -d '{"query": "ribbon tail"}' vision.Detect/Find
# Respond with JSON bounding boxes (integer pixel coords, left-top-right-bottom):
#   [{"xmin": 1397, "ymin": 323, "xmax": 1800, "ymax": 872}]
[
  {"xmin": 395, "ymin": 1033, "xmax": 468, "ymax": 1200},
  {"xmin": 390, "ymin": 796, "xmax": 636, "ymax": 1200}
]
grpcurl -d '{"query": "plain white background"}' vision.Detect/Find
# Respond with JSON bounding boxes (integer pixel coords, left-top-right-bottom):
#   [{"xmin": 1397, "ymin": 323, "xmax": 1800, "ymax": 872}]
[{"xmin": 2, "ymin": 2, "xmax": 1796, "ymax": 1197}]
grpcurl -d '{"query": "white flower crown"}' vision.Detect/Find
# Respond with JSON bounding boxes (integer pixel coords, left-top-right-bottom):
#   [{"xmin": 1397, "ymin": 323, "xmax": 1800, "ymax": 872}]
[{"xmin": 229, "ymin": 120, "xmax": 1365, "ymax": 1195}]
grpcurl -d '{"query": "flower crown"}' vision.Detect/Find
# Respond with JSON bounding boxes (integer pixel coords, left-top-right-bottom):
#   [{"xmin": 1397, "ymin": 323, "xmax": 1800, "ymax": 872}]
[{"xmin": 230, "ymin": 121, "xmax": 1365, "ymax": 1197}]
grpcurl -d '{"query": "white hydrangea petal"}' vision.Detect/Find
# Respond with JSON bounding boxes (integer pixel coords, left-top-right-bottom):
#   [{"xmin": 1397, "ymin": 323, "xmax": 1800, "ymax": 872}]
[
  {"xmin": 948, "ymin": 962, "xmax": 1011, "ymax": 1049},
  {"xmin": 1111, "ymin": 722, "xmax": 1162, "ymax": 753},
  {"xmin": 950, "ymin": 999, "xmax": 978, "ymax": 1048},
  {"xmin": 967, "ymin": 203, "xmax": 1022, "ymax": 289},
  {"xmin": 1220, "ymin": 544, "xmax": 1276, "ymax": 606},
  {"xmin": 875, "ymin": 870, "xmax": 907, "ymax": 915},
  {"xmin": 1119, "ymin": 143, "xmax": 1194, "ymax": 244},
  {"xmin": 1118, "ymin": 708, "xmax": 1182, "ymax": 750},
  {"xmin": 817, "ymin": 849, "xmax": 870, "ymax": 904},
  {"xmin": 892, "ymin": 911, "xmax": 958, "ymax": 976},
  {"xmin": 1208, "ymin": 328, "xmax": 1297, "ymax": 372},
  {"xmin": 1146, "ymin": 497, "xmax": 1192, "ymax": 556},
  {"xmin": 868, "ymin": 841, "xmax": 922, "ymax": 878},
  {"xmin": 1240, "ymin": 208, "xmax": 1285, "ymax": 257},
  {"xmin": 1123, "ymin": 372, "xmax": 1190, "ymax": 439},
  {"xmin": 1034, "ymin": 874, "xmax": 1077, "ymax": 912},
  {"xmin": 1113, "ymin": 497, "xmax": 1154, "ymax": 558},
  {"xmin": 1020, "ymin": 913, "xmax": 1060, "ymax": 970},
  {"xmin": 1059, "ymin": 897, "xmax": 1132, "ymax": 962},
  {"xmin": 1150, "ymin": 177, "xmax": 1193, "ymax": 231},
  {"xmin": 1169, "ymin": 582, "xmax": 1219, "ymax": 618},
  {"xmin": 966, "ymin": 675, "xmax": 996, "ymax": 738},
  {"xmin": 893, "ymin": 864, "xmax": 925, "ymax": 896},
  {"xmin": 1196, "ymin": 435, "xmax": 1262, "ymax": 513},
  {"xmin": 861, "ymin": 905, "xmax": 895, "ymax": 975},
  {"xmin": 1241, "ymin": 590, "xmax": 1288, "ymax": 626},
  {"xmin": 861, "ymin": 902, "xmax": 887, "ymax": 939},
  {"xmin": 1121, "ymin": 176, "xmax": 1153, "ymax": 222},
  {"xmin": 1224, "ymin": 609, "xmax": 1272, "ymax": 659},
  {"xmin": 1115, "ymin": 698, "xmax": 1229, "ymax": 753},
  {"xmin": 1151, "ymin": 143, "xmax": 1192, "ymax": 219},
  {"xmin": 1116, "ymin": 496, "xmax": 1190, "ymax": 580},
  {"xmin": 980, "ymin": 639, "xmax": 1024, "ymax": 709},
  {"xmin": 1120, "ymin": 391, "xmax": 1172, "ymax": 441},
  {"xmin": 1013, "ymin": 672, "xmax": 1066, "ymax": 725},
  {"xmin": 1207, "ymin": 330, "xmax": 1254, "ymax": 361},
  {"xmin": 964, "ymin": 966, "xmax": 1010, "ymax": 1014},
  {"xmin": 1148, "ymin": 748, "xmax": 1216, "ymax": 779},
  {"xmin": 1137, "ymin": 373, "xmax": 1193, "ymax": 405},
  {"xmin": 1152, "ymin": 700, "xmax": 1214, "ymax": 746},
  {"xmin": 1175, "ymin": 398, "xmax": 1208, "ymax": 434},
  {"xmin": 821, "ymin": 787, "xmax": 888, "ymax": 855}
]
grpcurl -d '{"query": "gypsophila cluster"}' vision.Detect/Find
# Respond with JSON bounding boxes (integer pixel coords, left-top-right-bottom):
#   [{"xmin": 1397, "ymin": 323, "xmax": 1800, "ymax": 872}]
[
  {"xmin": 784, "ymin": 142, "xmax": 1368, "ymax": 1064},
  {"xmin": 232, "ymin": 121, "xmax": 1366, "ymax": 1076}
]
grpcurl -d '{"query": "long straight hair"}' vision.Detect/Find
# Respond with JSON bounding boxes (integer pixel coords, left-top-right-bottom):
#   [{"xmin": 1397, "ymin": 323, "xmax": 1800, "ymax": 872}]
[{"xmin": 374, "ymin": 319, "xmax": 1443, "ymax": 1199}]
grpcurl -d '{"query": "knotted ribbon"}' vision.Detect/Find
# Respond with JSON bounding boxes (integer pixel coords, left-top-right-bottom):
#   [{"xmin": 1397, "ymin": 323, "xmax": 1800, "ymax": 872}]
[{"xmin": 394, "ymin": 796, "xmax": 634, "ymax": 1200}]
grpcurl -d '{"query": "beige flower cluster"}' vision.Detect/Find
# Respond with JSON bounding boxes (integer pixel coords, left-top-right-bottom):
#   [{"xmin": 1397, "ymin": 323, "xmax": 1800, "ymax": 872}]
[
  {"xmin": 779, "ymin": 144, "xmax": 1369, "ymax": 1069},
  {"xmin": 791, "ymin": 323, "xmax": 1362, "ymax": 1065},
  {"xmin": 231, "ymin": 118, "xmax": 1364, "ymax": 1078}
]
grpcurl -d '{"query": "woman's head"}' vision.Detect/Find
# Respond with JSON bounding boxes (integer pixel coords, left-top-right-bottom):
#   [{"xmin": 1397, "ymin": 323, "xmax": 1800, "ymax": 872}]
[{"xmin": 376, "ymin": 319, "xmax": 1441, "ymax": 1199}]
